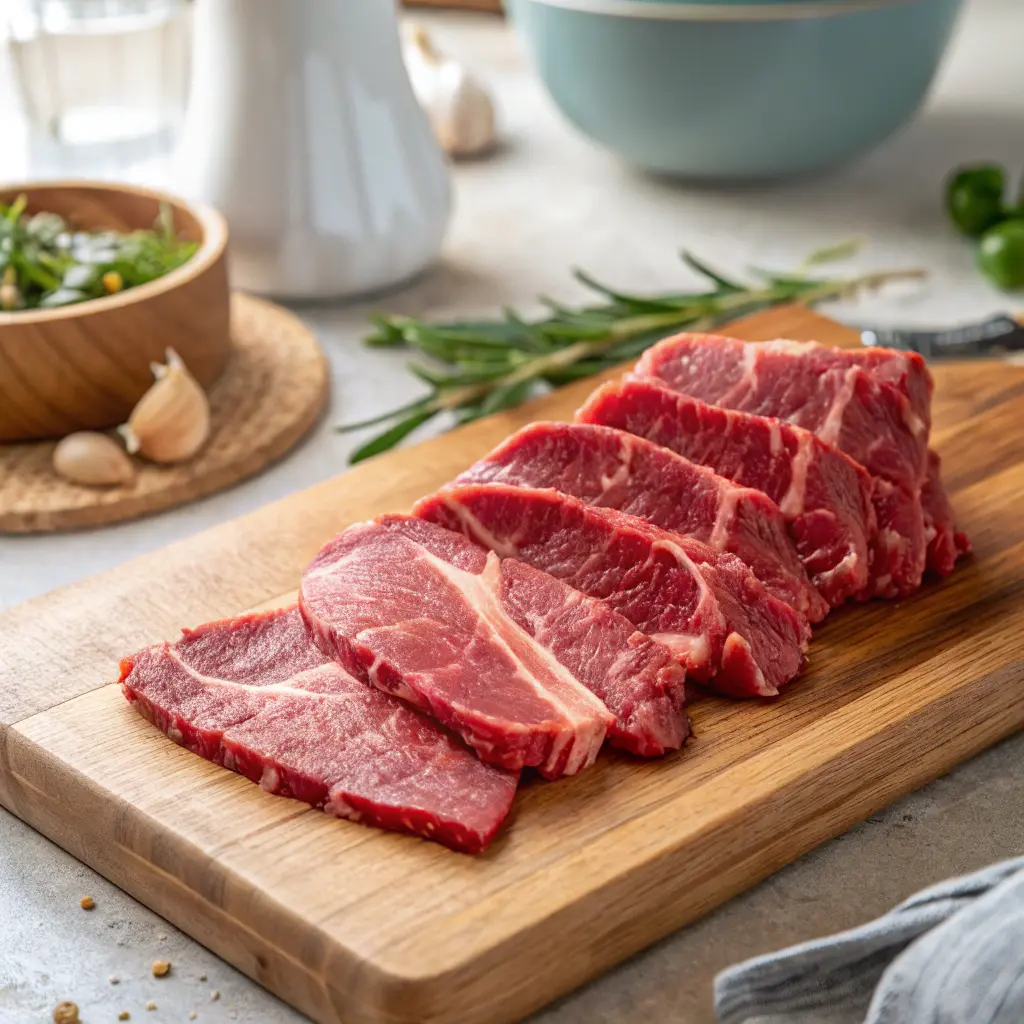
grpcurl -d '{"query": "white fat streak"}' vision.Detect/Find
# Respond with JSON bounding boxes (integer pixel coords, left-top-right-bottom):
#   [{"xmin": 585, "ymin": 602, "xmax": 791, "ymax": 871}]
[
  {"xmin": 740, "ymin": 339, "xmax": 759, "ymax": 394},
  {"xmin": 441, "ymin": 499, "xmax": 521, "ymax": 559},
  {"xmin": 763, "ymin": 338, "xmax": 816, "ymax": 355},
  {"xmin": 166, "ymin": 647, "xmax": 356, "ymax": 699},
  {"xmin": 598, "ymin": 455, "xmax": 632, "ymax": 495},
  {"xmin": 259, "ymin": 764, "xmax": 280, "ymax": 793},
  {"xmin": 816, "ymin": 367, "xmax": 857, "ymax": 447},
  {"xmin": 415, "ymin": 545, "xmax": 611, "ymax": 776},
  {"xmin": 709, "ymin": 487, "xmax": 739, "ymax": 551},
  {"xmin": 778, "ymin": 433, "xmax": 812, "ymax": 518},
  {"xmin": 768, "ymin": 419, "xmax": 784, "ymax": 458},
  {"xmin": 361, "ymin": 648, "xmax": 419, "ymax": 704},
  {"xmin": 646, "ymin": 535, "xmax": 718, "ymax": 673},
  {"xmin": 304, "ymin": 560, "xmax": 343, "ymax": 581},
  {"xmin": 815, "ymin": 547, "xmax": 859, "ymax": 586},
  {"xmin": 651, "ymin": 631, "xmax": 710, "ymax": 667},
  {"xmin": 903, "ymin": 405, "xmax": 927, "ymax": 439}
]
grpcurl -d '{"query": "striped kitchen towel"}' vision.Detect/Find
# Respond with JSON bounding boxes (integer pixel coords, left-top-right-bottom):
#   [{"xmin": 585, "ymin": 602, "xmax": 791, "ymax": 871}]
[{"xmin": 715, "ymin": 856, "xmax": 1024, "ymax": 1024}]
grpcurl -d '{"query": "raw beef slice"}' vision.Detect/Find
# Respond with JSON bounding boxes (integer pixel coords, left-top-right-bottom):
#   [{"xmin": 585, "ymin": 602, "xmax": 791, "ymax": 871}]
[
  {"xmin": 634, "ymin": 334, "xmax": 931, "ymax": 483},
  {"xmin": 577, "ymin": 378, "xmax": 876, "ymax": 608},
  {"xmin": 415, "ymin": 484, "xmax": 809, "ymax": 698},
  {"xmin": 456, "ymin": 421, "xmax": 828, "ymax": 623},
  {"xmin": 300, "ymin": 516, "xmax": 689, "ymax": 769},
  {"xmin": 922, "ymin": 450, "xmax": 972, "ymax": 576},
  {"xmin": 634, "ymin": 333, "xmax": 941, "ymax": 594},
  {"xmin": 120, "ymin": 607, "xmax": 518, "ymax": 854}
]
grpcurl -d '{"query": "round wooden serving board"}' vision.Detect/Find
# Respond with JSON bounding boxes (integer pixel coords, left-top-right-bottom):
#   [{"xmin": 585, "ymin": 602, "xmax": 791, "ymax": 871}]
[{"xmin": 0, "ymin": 293, "xmax": 329, "ymax": 533}]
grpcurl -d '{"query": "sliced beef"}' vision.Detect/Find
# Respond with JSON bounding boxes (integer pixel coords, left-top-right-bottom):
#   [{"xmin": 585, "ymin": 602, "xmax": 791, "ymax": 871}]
[
  {"xmin": 577, "ymin": 378, "xmax": 876, "ymax": 609},
  {"xmin": 120, "ymin": 607, "xmax": 518, "ymax": 854},
  {"xmin": 455, "ymin": 420, "xmax": 827, "ymax": 623},
  {"xmin": 633, "ymin": 333, "xmax": 950, "ymax": 594},
  {"xmin": 300, "ymin": 516, "xmax": 688, "ymax": 770},
  {"xmin": 414, "ymin": 484, "xmax": 809, "ymax": 698},
  {"xmin": 635, "ymin": 334, "xmax": 931, "ymax": 481}
]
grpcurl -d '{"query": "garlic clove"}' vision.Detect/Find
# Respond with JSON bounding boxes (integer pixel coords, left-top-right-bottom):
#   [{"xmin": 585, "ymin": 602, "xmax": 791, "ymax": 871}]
[
  {"xmin": 53, "ymin": 432, "xmax": 136, "ymax": 488},
  {"xmin": 403, "ymin": 24, "xmax": 496, "ymax": 159},
  {"xmin": 118, "ymin": 348, "xmax": 211, "ymax": 463}
]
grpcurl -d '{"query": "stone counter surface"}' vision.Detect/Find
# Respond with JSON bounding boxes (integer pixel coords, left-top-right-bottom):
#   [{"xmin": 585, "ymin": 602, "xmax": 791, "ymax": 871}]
[{"xmin": 1, "ymin": 1, "xmax": 1023, "ymax": 1021}]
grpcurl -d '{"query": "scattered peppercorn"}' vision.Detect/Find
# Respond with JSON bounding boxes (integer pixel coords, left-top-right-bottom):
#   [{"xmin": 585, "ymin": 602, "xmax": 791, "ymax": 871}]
[
  {"xmin": 52, "ymin": 1002, "xmax": 79, "ymax": 1024},
  {"xmin": 79, "ymin": 895, "xmax": 95, "ymax": 911},
  {"xmin": 119, "ymin": 1013, "xmax": 130, "ymax": 1021}
]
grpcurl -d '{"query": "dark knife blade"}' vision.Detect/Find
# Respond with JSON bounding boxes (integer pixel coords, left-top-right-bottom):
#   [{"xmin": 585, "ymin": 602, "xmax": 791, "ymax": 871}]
[{"xmin": 859, "ymin": 314, "xmax": 1024, "ymax": 360}]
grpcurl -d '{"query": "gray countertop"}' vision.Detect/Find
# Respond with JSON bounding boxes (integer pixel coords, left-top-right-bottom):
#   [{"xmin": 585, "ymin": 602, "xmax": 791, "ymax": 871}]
[{"xmin": 2, "ymin": 2, "xmax": 1023, "ymax": 1021}]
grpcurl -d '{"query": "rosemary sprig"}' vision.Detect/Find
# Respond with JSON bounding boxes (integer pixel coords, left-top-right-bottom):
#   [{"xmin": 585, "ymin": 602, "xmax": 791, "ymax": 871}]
[{"xmin": 339, "ymin": 247, "xmax": 925, "ymax": 463}]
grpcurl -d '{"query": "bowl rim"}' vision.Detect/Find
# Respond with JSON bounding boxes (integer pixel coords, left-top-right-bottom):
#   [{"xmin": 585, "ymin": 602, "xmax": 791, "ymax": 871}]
[
  {"xmin": 0, "ymin": 179, "xmax": 228, "ymax": 326},
  {"xmin": 514, "ymin": 0, "xmax": 931, "ymax": 20}
]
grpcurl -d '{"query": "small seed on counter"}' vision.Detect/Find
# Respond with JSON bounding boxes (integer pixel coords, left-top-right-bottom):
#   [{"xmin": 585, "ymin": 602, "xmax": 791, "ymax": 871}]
[
  {"xmin": 109, "ymin": 975, "xmax": 120, "ymax": 985},
  {"xmin": 119, "ymin": 1013, "xmax": 130, "ymax": 1021},
  {"xmin": 198, "ymin": 973, "xmax": 207, "ymax": 982},
  {"xmin": 210, "ymin": 990, "xmax": 220, "ymax": 1002},
  {"xmin": 189, "ymin": 1014, "xmax": 197, "ymax": 1021},
  {"xmin": 152, "ymin": 959, "xmax": 171, "ymax": 977},
  {"xmin": 146, "ymin": 1001, "xmax": 156, "ymax": 1011},
  {"xmin": 79, "ymin": 895, "xmax": 95, "ymax": 911},
  {"xmin": 52, "ymin": 1002, "xmax": 79, "ymax": 1024}
]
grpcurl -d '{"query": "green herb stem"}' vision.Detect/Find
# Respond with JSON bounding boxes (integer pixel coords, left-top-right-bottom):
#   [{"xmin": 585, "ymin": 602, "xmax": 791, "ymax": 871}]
[{"xmin": 339, "ymin": 250, "xmax": 925, "ymax": 463}]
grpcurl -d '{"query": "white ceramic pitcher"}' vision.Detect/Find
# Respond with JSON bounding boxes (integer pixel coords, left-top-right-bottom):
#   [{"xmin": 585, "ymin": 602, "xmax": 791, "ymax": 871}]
[{"xmin": 174, "ymin": 0, "xmax": 451, "ymax": 299}]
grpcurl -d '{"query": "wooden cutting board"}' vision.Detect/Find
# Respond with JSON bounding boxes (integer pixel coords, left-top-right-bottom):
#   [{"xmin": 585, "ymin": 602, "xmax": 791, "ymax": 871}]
[{"xmin": 1, "ymin": 305, "xmax": 1022, "ymax": 1024}]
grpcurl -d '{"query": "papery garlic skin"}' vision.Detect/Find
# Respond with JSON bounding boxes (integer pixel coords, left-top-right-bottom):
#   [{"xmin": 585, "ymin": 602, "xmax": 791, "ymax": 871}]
[
  {"xmin": 118, "ymin": 348, "xmax": 211, "ymax": 463},
  {"xmin": 404, "ymin": 25, "xmax": 496, "ymax": 159},
  {"xmin": 53, "ymin": 431, "xmax": 136, "ymax": 487}
]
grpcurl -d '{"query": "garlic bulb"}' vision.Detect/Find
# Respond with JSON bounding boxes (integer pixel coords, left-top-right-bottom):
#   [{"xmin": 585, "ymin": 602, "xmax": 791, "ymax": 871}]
[
  {"xmin": 53, "ymin": 432, "xmax": 135, "ymax": 487},
  {"xmin": 403, "ymin": 24, "xmax": 495, "ymax": 159},
  {"xmin": 118, "ymin": 348, "xmax": 210, "ymax": 463}
]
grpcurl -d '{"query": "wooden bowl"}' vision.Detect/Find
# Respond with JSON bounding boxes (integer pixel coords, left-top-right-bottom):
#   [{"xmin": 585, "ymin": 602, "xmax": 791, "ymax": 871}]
[{"xmin": 0, "ymin": 181, "xmax": 231, "ymax": 442}]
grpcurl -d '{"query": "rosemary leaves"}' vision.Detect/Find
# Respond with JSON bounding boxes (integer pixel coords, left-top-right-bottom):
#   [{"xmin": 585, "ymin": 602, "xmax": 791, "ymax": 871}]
[{"xmin": 339, "ymin": 246, "xmax": 923, "ymax": 463}]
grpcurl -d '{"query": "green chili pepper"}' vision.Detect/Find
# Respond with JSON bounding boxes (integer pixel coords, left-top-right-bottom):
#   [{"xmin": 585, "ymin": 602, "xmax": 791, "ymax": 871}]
[
  {"xmin": 946, "ymin": 164, "xmax": 1007, "ymax": 237},
  {"xmin": 978, "ymin": 219, "xmax": 1024, "ymax": 291}
]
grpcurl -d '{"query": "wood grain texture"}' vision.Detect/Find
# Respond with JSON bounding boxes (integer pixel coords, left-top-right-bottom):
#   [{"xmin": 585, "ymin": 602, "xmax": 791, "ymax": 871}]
[
  {"xmin": 0, "ymin": 306, "xmax": 1022, "ymax": 1024},
  {"xmin": 0, "ymin": 181, "xmax": 231, "ymax": 441},
  {"xmin": 0, "ymin": 294, "xmax": 329, "ymax": 532}
]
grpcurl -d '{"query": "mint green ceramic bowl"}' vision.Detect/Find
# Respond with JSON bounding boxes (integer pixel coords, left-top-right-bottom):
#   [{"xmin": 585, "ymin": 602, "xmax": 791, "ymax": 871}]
[{"xmin": 508, "ymin": 0, "xmax": 964, "ymax": 179}]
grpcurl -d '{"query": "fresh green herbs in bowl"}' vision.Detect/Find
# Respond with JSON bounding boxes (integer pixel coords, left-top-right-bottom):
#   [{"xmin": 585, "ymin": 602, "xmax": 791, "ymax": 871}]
[{"xmin": 0, "ymin": 194, "xmax": 198, "ymax": 312}]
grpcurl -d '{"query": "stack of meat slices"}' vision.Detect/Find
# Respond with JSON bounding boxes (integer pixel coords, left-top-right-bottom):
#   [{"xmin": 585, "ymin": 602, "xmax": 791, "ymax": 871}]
[{"xmin": 120, "ymin": 333, "xmax": 970, "ymax": 853}]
